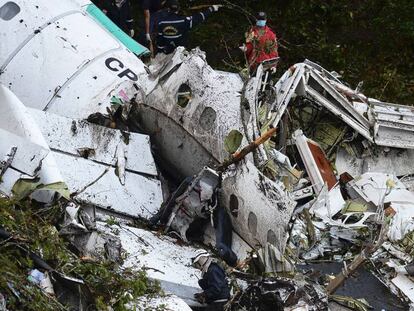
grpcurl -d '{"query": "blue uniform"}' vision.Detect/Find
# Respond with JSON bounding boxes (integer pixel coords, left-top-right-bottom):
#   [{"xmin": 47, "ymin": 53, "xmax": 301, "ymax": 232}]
[
  {"xmin": 198, "ymin": 262, "xmax": 230, "ymax": 303},
  {"xmin": 94, "ymin": 0, "xmax": 134, "ymax": 33},
  {"xmin": 156, "ymin": 7, "xmax": 214, "ymax": 54}
]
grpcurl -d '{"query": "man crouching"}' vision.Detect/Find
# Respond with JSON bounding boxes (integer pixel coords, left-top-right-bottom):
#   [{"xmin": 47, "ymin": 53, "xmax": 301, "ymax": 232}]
[{"xmin": 193, "ymin": 250, "xmax": 230, "ymax": 310}]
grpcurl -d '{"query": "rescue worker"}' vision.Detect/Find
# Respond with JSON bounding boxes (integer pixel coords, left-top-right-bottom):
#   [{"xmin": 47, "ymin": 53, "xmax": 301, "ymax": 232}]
[
  {"xmin": 192, "ymin": 250, "xmax": 230, "ymax": 309},
  {"xmin": 94, "ymin": 0, "xmax": 135, "ymax": 37},
  {"xmin": 156, "ymin": 0, "xmax": 221, "ymax": 54},
  {"xmin": 244, "ymin": 11, "xmax": 279, "ymax": 72},
  {"xmin": 140, "ymin": 0, "xmax": 165, "ymax": 50}
]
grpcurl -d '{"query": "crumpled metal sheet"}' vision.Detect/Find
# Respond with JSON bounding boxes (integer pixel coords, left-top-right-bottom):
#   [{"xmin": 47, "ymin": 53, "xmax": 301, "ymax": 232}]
[
  {"xmin": 54, "ymin": 152, "xmax": 162, "ymax": 219},
  {"xmin": 335, "ymin": 147, "xmax": 414, "ymax": 178},
  {"xmin": 0, "ymin": 85, "xmax": 64, "ymax": 201},
  {"xmin": 30, "ymin": 109, "xmax": 158, "ymax": 177},
  {"xmin": 221, "ymin": 161, "xmax": 296, "ymax": 251},
  {"xmin": 229, "ymin": 276, "xmax": 328, "ymax": 311},
  {"xmin": 98, "ymin": 221, "xmax": 206, "ymax": 307},
  {"xmin": 140, "ymin": 47, "xmax": 246, "ymax": 178},
  {"xmin": 0, "ymin": 128, "xmax": 49, "ymax": 177}
]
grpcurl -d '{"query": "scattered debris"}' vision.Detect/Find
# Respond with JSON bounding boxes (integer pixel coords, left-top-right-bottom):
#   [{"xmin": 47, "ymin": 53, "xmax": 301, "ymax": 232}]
[{"xmin": 2, "ymin": 2, "xmax": 414, "ymax": 308}]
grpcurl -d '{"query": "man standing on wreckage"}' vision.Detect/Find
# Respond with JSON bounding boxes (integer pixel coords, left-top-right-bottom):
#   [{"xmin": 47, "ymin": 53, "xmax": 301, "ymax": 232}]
[{"xmin": 241, "ymin": 11, "xmax": 279, "ymax": 73}]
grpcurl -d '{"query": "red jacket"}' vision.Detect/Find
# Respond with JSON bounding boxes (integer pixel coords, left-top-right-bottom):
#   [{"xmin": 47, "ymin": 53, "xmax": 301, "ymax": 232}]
[{"xmin": 245, "ymin": 25, "xmax": 279, "ymax": 70}]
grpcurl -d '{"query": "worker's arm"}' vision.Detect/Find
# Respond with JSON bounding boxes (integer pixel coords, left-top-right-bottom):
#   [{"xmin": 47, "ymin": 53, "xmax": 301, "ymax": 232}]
[
  {"xmin": 145, "ymin": 9, "xmax": 154, "ymax": 55},
  {"xmin": 144, "ymin": 10, "xmax": 151, "ymax": 40},
  {"xmin": 141, "ymin": 0, "xmax": 152, "ymax": 40},
  {"xmin": 185, "ymin": 6, "xmax": 220, "ymax": 30}
]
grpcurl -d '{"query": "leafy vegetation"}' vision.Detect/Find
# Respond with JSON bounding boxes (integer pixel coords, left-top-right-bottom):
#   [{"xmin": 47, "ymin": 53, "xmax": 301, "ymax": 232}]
[
  {"xmin": 137, "ymin": 0, "xmax": 413, "ymax": 104},
  {"xmin": 0, "ymin": 197, "xmax": 161, "ymax": 310},
  {"xmin": 188, "ymin": 0, "xmax": 414, "ymax": 104}
]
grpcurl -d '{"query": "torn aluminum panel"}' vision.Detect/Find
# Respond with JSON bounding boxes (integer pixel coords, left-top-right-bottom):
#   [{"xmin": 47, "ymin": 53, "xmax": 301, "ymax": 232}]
[
  {"xmin": 97, "ymin": 222, "xmax": 207, "ymax": 307},
  {"xmin": 270, "ymin": 64, "xmax": 307, "ymax": 127},
  {"xmin": 30, "ymin": 109, "xmax": 157, "ymax": 176},
  {"xmin": 331, "ymin": 212, "xmax": 377, "ymax": 229},
  {"xmin": 294, "ymin": 129, "xmax": 337, "ymax": 194},
  {"xmin": 305, "ymin": 68, "xmax": 372, "ymax": 140},
  {"xmin": 309, "ymin": 185, "xmax": 345, "ymax": 220},
  {"xmin": 369, "ymin": 100, "xmax": 414, "ymax": 149},
  {"xmin": 137, "ymin": 47, "xmax": 246, "ymax": 178},
  {"xmin": 0, "ymin": 0, "xmax": 149, "ymax": 120},
  {"xmin": 0, "ymin": 128, "xmax": 49, "ymax": 177},
  {"xmin": 335, "ymin": 147, "xmax": 414, "ymax": 178},
  {"xmin": 0, "ymin": 85, "xmax": 163, "ymax": 217},
  {"xmin": 347, "ymin": 172, "xmax": 414, "ymax": 242},
  {"xmin": 0, "ymin": 85, "xmax": 64, "ymax": 201},
  {"xmin": 267, "ymin": 61, "xmax": 414, "ymax": 150},
  {"xmin": 221, "ymin": 161, "xmax": 296, "ymax": 251},
  {"xmin": 347, "ymin": 172, "xmax": 407, "ymax": 206},
  {"xmin": 401, "ymin": 176, "xmax": 414, "ymax": 192},
  {"xmin": 391, "ymin": 274, "xmax": 414, "ymax": 306},
  {"xmin": 54, "ymin": 152, "xmax": 162, "ymax": 220}
]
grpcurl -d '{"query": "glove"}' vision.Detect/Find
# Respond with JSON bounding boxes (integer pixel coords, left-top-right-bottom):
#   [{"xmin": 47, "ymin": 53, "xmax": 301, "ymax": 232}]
[
  {"xmin": 129, "ymin": 29, "xmax": 135, "ymax": 37},
  {"xmin": 239, "ymin": 44, "xmax": 247, "ymax": 52},
  {"xmin": 211, "ymin": 5, "xmax": 222, "ymax": 12},
  {"xmin": 194, "ymin": 292, "xmax": 206, "ymax": 304},
  {"xmin": 145, "ymin": 33, "xmax": 151, "ymax": 42}
]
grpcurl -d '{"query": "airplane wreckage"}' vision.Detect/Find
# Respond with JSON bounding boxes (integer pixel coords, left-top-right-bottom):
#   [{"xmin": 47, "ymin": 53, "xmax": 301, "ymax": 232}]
[{"xmin": 1, "ymin": 0, "xmax": 414, "ymax": 310}]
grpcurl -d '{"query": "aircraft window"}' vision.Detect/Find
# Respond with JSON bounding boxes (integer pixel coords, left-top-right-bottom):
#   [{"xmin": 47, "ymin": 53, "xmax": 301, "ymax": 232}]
[
  {"xmin": 0, "ymin": 2, "xmax": 20, "ymax": 21},
  {"xmin": 229, "ymin": 194, "xmax": 239, "ymax": 217},
  {"xmin": 267, "ymin": 230, "xmax": 277, "ymax": 246},
  {"xmin": 248, "ymin": 212, "xmax": 257, "ymax": 236},
  {"xmin": 177, "ymin": 84, "xmax": 192, "ymax": 108},
  {"xmin": 199, "ymin": 107, "xmax": 216, "ymax": 131}
]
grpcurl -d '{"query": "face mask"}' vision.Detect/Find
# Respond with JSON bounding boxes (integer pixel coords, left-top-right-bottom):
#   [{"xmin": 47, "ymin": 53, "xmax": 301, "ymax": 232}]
[{"xmin": 256, "ymin": 20, "xmax": 266, "ymax": 27}]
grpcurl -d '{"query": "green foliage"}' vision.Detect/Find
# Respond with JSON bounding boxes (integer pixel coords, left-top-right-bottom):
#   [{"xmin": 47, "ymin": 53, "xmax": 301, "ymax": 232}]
[
  {"xmin": 71, "ymin": 262, "xmax": 161, "ymax": 310},
  {"xmin": 184, "ymin": 0, "xmax": 414, "ymax": 105},
  {"xmin": 0, "ymin": 197, "xmax": 161, "ymax": 310}
]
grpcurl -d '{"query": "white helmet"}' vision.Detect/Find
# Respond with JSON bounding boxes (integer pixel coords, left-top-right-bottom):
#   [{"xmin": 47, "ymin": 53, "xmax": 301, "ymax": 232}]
[{"xmin": 192, "ymin": 249, "xmax": 210, "ymax": 266}]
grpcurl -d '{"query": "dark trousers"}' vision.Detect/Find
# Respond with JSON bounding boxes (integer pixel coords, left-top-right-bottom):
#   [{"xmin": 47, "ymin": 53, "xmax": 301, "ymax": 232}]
[{"xmin": 206, "ymin": 300, "xmax": 227, "ymax": 311}]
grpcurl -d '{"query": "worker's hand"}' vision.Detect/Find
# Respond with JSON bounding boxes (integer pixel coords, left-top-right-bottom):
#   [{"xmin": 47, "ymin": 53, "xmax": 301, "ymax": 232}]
[
  {"xmin": 239, "ymin": 44, "xmax": 247, "ymax": 52},
  {"xmin": 129, "ymin": 29, "xmax": 135, "ymax": 37},
  {"xmin": 194, "ymin": 292, "xmax": 206, "ymax": 304},
  {"xmin": 211, "ymin": 5, "xmax": 222, "ymax": 12},
  {"xmin": 145, "ymin": 33, "xmax": 151, "ymax": 42},
  {"xmin": 102, "ymin": 9, "xmax": 108, "ymax": 15}
]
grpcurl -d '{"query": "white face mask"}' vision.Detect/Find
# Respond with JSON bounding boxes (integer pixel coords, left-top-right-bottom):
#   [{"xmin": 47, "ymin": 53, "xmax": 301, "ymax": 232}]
[{"xmin": 256, "ymin": 20, "xmax": 266, "ymax": 27}]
